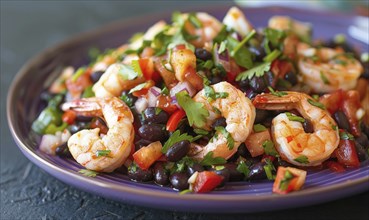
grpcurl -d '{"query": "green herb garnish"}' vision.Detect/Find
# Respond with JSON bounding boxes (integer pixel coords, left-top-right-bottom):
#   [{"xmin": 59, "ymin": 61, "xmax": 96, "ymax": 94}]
[
  {"xmin": 176, "ymin": 91, "xmax": 209, "ymax": 127},
  {"xmin": 262, "ymin": 140, "xmax": 279, "ymax": 157},
  {"xmin": 162, "ymin": 130, "xmax": 193, "ymax": 153},
  {"xmin": 268, "ymin": 86, "xmax": 287, "ymax": 97},
  {"xmin": 320, "ymin": 72, "xmax": 330, "ymax": 85},
  {"xmin": 204, "ymin": 85, "xmax": 229, "ymax": 101},
  {"xmin": 307, "ymin": 99, "xmax": 326, "ymax": 110},
  {"xmin": 285, "ymin": 112, "xmax": 305, "ymax": 123},
  {"xmin": 200, "ymin": 152, "xmax": 227, "ymax": 166},
  {"xmin": 79, "ymin": 169, "xmax": 98, "ymax": 177},
  {"xmin": 294, "ymin": 155, "xmax": 309, "ymax": 164},
  {"xmin": 96, "ymin": 150, "xmax": 111, "ymax": 157},
  {"xmin": 253, "ymin": 124, "xmax": 267, "ymax": 132},
  {"xmin": 339, "ymin": 131, "xmax": 354, "ymax": 140},
  {"xmin": 214, "ymin": 126, "xmax": 235, "ymax": 150},
  {"xmin": 236, "ymin": 62, "xmax": 271, "ymax": 81}
]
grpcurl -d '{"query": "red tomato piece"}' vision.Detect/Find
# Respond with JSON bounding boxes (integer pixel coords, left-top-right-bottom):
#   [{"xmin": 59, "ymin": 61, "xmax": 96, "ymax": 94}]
[
  {"xmin": 133, "ymin": 141, "xmax": 163, "ymax": 170},
  {"xmin": 166, "ymin": 109, "xmax": 186, "ymax": 132},
  {"xmin": 324, "ymin": 161, "xmax": 345, "ymax": 173},
  {"xmin": 62, "ymin": 110, "xmax": 76, "ymax": 125},
  {"xmin": 132, "ymin": 80, "xmax": 155, "ymax": 97},
  {"xmin": 335, "ymin": 140, "xmax": 360, "ymax": 168},
  {"xmin": 192, "ymin": 171, "xmax": 224, "ymax": 193},
  {"xmin": 273, "ymin": 167, "xmax": 307, "ymax": 194},
  {"xmin": 184, "ymin": 67, "xmax": 204, "ymax": 91},
  {"xmin": 156, "ymin": 95, "xmax": 178, "ymax": 114}
]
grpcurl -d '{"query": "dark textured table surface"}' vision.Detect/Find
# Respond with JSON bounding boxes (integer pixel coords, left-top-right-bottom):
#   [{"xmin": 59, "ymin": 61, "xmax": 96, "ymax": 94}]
[{"xmin": 1, "ymin": 1, "xmax": 369, "ymax": 219}]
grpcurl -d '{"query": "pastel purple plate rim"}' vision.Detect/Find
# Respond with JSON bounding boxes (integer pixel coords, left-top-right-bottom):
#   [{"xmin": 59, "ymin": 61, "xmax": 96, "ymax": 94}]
[{"xmin": 7, "ymin": 6, "xmax": 369, "ymax": 213}]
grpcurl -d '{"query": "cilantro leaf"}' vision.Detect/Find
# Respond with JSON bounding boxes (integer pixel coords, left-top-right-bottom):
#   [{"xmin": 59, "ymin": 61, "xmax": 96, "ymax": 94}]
[
  {"xmin": 320, "ymin": 71, "xmax": 330, "ymax": 85},
  {"xmin": 264, "ymin": 28, "xmax": 286, "ymax": 48},
  {"xmin": 214, "ymin": 126, "xmax": 235, "ymax": 150},
  {"xmin": 262, "ymin": 140, "xmax": 279, "ymax": 157},
  {"xmin": 200, "ymin": 152, "xmax": 227, "ymax": 166},
  {"xmin": 204, "ymin": 85, "xmax": 229, "ymax": 101},
  {"xmin": 162, "ymin": 130, "xmax": 194, "ymax": 153},
  {"xmin": 116, "ymin": 63, "xmax": 140, "ymax": 81},
  {"xmin": 285, "ymin": 112, "xmax": 305, "ymax": 123},
  {"xmin": 237, "ymin": 160, "xmax": 250, "ymax": 177},
  {"xmin": 129, "ymin": 82, "xmax": 147, "ymax": 94},
  {"xmin": 294, "ymin": 155, "xmax": 309, "ymax": 164},
  {"xmin": 176, "ymin": 91, "xmax": 209, "ymax": 127},
  {"xmin": 339, "ymin": 131, "xmax": 354, "ymax": 140},
  {"xmin": 279, "ymin": 170, "xmax": 294, "ymax": 190},
  {"xmin": 263, "ymin": 158, "xmax": 276, "ymax": 180},
  {"xmin": 227, "ymin": 36, "xmax": 253, "ymax": 69},
  {"xmin": 236, "ymin": 62, "xmax": 271, "ymax": 81},
  {"xmin": 79, "ymin": 169, "xmax": 98, "ymax": 177}
]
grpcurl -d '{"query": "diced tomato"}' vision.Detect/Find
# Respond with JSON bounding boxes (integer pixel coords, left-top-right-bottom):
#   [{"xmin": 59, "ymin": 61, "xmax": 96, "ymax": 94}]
[
  {"xmin": 156, "ymin": 95, "xmax": 178, "ymax": 114},
  {"xmin": 324, "ymin": 161, "xmax": 345, "ymax": 172},
  {"xmin": 341, "ymin": 91, "xmax": 361, "ymax": 136},
  {"xmin": 335, "ymin": 140, "xmax": 360, "ymax": 168},
  {"xmin": 262, "ymin": 155, "xmax": 276, "ymax": 163},
  {"xmin": 286, "ymin": 136, "xmax": 293, "ymax": 143},
  {"xmin": 166, "ymin": 109, "xmax": 186, "ymax": 132},
  {"xmin": 138, "ymin": 58, "xmax": 153, "ymax": 80},
  {"xmin": 133, "ymin": 141, "xmax": 163, "ymax": 170},
  {"xmin": 90, "ymin": 117, "xmax": 108, "ymax": 135},
  {"xmin": 192, "ymin": 171, "xmax": 224, "ymax": 193},
  {"xmin": 319, "ymin": 90, "xmax": 344, "ymax": 115},
  {"xmin": 62, "ymin": 110, "xmax": 76, "ymax": 125},
  {"xmin": 273, "ymin": 167, "xmax": 307, "ymax": 194},
  {"xmin": 174, "ymin": 44, "xmax": 186, "ymax": 50},
  {"xmin": 153, "ymin": 57, "xmax": 178, "ymax": 89},
  {"xmin": 66, "ymin": 69, "xmax": 92, "ymax": 98}
]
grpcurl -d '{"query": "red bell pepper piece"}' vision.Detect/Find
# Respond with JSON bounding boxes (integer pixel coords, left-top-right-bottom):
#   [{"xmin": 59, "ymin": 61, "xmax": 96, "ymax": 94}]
[
  {"xmin": 192, "ymin": 171, "xmax": 224, "ymax": 193},
  {"xmin": 166, "ymin": 109, "xmax": 186, "ymax": 132},
  {"xmin": 62, "ymin": 110, "xmax": 76, "ymax": 125},
  {"xmin": 324, "ymin": 161, "xmax": 345, "ymax": 173}
]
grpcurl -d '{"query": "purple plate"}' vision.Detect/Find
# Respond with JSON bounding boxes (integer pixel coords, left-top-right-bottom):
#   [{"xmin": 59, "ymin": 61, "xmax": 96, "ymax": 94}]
[{"xmin": 7, "ymin": 6, "xmax": 369, "ymax": 213}]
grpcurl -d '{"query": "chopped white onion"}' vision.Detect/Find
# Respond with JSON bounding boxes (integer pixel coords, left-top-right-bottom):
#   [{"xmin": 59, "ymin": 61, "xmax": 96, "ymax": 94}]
[
  {"xmin": 135, "ymin": 97, "xmax": 148, "ymax": 114},
  {"xmin": 147, "ymin": 87, "xmax": 161, "ymax": 107},
  {"xmin": 356, "ymin": 108, "xmax": 365, "ymax": 120},
  {"xmin": 170, "ymin": 81, "xmax": 196, "ymax": 98},
  {"xmin": 39, "ymin": 132, "xmax": 62, "ymax": 155},
  {"xmin": 188, "ymin": 171, "xmax": 199, "ymax": 191},
  {"xmin": 61, "ymin": 129, "xmax": 71, "ymax": 143}
]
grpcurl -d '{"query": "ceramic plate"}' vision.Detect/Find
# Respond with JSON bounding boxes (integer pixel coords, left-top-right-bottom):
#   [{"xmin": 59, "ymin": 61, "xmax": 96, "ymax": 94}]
[{"xmin": 7, "ymin": 6, "xmax": 369, "ymax": 213}]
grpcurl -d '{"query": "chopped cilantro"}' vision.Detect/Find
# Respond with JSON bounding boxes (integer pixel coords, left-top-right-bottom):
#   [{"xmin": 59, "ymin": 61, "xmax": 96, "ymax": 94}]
[
  {"xmin": 262, "ymin": 140, "xmax": 279, "ymax": 157},
  {"xmin": 285, "ymin": 112, "xmax": 305, "ymax": 123},
  {"xmin": 331, "ymin": 125, "xmax": 338, "ymax": 131},
  {"xmin": 161, "ymin": 86, "xmax": 169, "ymax": 95},
  {"xmin": 227, "ymin": 36, "xmax": 253, "ymax": 69},
  {"xmin": 320, "ymin": 72, "xmax": 330, "ymax": 85},
  {"xmin": 307, "ymin": 99, "xmax": 326, "ymax": 110},
  {"xmin": 213, "ymin": 25, "xmax": 229, "ymax": 43},
  {"xmin": 253, "ymin": 124, "xmax": 267, "ymax": 132},
  {"xmin": 188, "ymin": 13, "xmax": 202, "ymax": 28},
  {"xmin": 294, "ymin": 155, "xmax": 309, "ymax": 164},
  {"xmin": 131, "ymin": 60, "xmax": 143, "ymax": 76},
  {"xmin": 218, "ymin": 41, "xmax": 227, "ymax": 54},
  {"xmin": 116, "ymin": 63, "xmax": 141, "ymax": 81},
  {"xmin": 120, "ymin": 93, "xmax": 134, "ymax": 107},
  {"xmin": 96, "ymin": 150, "xmax": 111, "ymax": 157},
  {"xmin": 231, "ymin": 29, "xmax": 256, "ymax": 56},
  {"xmin": 215, "ymin": 165, "xmax": 225, "ymax": 171},
  {"xmin": 176, "ymin": 91, "xmax": 209, "ymax": 127},
  {"xmin": 264, "ymin": 28, "xmax": 286, "ymax": 48},
  {"xmin": 179, "ymin": 189, "xmax": 193, "ymax": 195},
  {"xmin": 200, "ymin": 152, "xmax": 227, "ymax": 166},
  {"xmin": 339, "ymin": 131, "xmax": 354, "ymax": 140},
  {"xmin": 82, "ymin": 85, "xmax": 95, "ymax": 98},
  {"xmin": 79, "ymin": 169, "xmax": 98, "ymax": 177},
  {"xmin": 193, "ymin": 128, "xmax": 209, "ymax": 135},
  {"xmin": 162, "ymin": 130, "xmax": 193, "ymax": 153},
  {"xmin": 215, "ymin": 126, "xmax": 235, "ymax": 150},
  {"xmin": 263, "ymin": 49, "xmax": 281, "ymax": 63},
  {"xmin": 155, "ymin": 108, "xmax": 162, "ymax": 115},
  {"xmin": 236, "ymin": 62, "xmax": 271, "ymax": 81},
  {"xmin": 204, "ymin": 85, "xmax": 229, "ymax": 101},
  {"xmin": 128, "ymin": 32, "xmax": 144, "ymax": 43},
  {"xmin": 237, "ymin": 160, "xmax": 250, "ymax": 177},
  {"xmin": 268, "ymin": 86, "xmax": 287, "ymax": 97}
]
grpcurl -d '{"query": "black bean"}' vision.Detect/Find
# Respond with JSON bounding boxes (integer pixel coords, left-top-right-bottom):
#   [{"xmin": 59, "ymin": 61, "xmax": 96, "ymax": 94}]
[
  {"xmin": 187, "ymin": 163, "xmax": 205, "ymax": 176},
  {"xmin": 68, "ymin": 122, "xmax": 88, "ymax": 134},
  {"xmin": 90, "ymin": 70, "xmax": 104, "ymax": 83},
  {"xmin": 354, "ymin": 141, "xmax": 368, "ymax": 162},
  {"xmin": 224, "ymin": 163, "xmax": 244, "ymax": 181},
  {"xmin": 237, "ymin": 143, "xmax": 251, "ymax": 159},
  {"xmin": 170, "ymin": 172, "xmax": 189, "ymax": 191},
  {"xmin": 247, "ymin": 162, "xmax": 267, "ymax": 180},
  {"xmin": 264, "ymin": 71, "xmax": 274, "ymax": 87},
  {"xmin": 195, "ymin": 48, "xmax": 212, "ymax": 61},
  {"xmin": 40, "ymin": 90, "xmax": 53, "ymax": 102},
  {"xmin": 138, "ymin": 124, "xmax": 168, "ymax": 141},
  {"xmin": 284, "ymin": 71, "xmax": 298, "ymax": 86},
  {"xmin": 120, "ymin": 91, "xmax": 137, "ymax": 107},
  {"xmin": 275, "ymin": 158, "xmax": 294, "ymax": 168},
  {"xmin": 355, "ymin": 134, "xmax": 369, "ymax": 148},
  {"xmin": 249, "ymin": 76, "xmax": 267, "ymax": 93},
  {"xmin": 143, "ymin": 107, "xmax": 169, "ymax": 125},
  {"xmin": 153, "ymin": 162, "xmax": 170, "ymax": 186},
  {"xmin": 75, "ymin": 115, "xmax": 93, "ymax": 122},
  {"xmin": 255, "ymin": 109, "xmax": 269, "ymax": 124},
  {"xmin": 246, "ymin": 90, "xmax": 258, "ymax": 100},
  {"xmin": 211, "ymin": 117, "xmax": 227, "ymax": 129},
  {"xmin": 249, "ymin": 45, "xmax": 266, "ymax": 62},
  {"xmin": 134, "ymin": 139, "xmax": 152, "ymax": 151},
  {"xmin": 55, "ymin": 142, "xmax": 71, "ymax": 157},
  {"xmin": 303, "ymin": 119, "xmax": 314, "ymax": 133},
  {"xmin": 210, "ymin": 76, "xmax": 222, "ymax": 85},
  {"xmin": 166, "ymin": 140, "xmax": 191, "ymax": 162},
  {"xmin": 237, "ymin": 79, "xmax": 250, "ymax": 91},
  {"xmin": 212, "ymin": 167, "xmax": 230, "ymax": 187},
  {"xmin": 333, "ymin": 111, "xmax": 351, "ymax": 131},
  {"xmin": 361, "ymin": 122, "xmax": 369, "ymax": 137},
  {"xmin": 128, "ymin": 164, "xmax": 153, "ymax": 182}
]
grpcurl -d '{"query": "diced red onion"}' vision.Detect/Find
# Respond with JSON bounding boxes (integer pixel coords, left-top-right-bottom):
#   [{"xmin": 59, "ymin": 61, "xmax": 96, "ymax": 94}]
[
  {"xmin": 170, "ymin": 81, "xmax": 196, "ymax": 98},
  {"xmin": 213, "ymin": 44, "xmax": 231, "ymax": 72},
  {"xmin": 147, "ymin": 86, "xmax": 161, "ymax": 107},
  {"xmin": 149, "ymin": 87, "xmax": 161, "ymax": 97},
  {"xmin": 135, "ymin": 97, "xmax": 148, "ymax": 114}
]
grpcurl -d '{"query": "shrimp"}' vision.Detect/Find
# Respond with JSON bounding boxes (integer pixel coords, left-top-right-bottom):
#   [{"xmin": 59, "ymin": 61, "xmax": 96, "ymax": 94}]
[
  {"xmin": 223, "ymin": 7, "xmax": 253, "ymax": 37},
  {"xmin": 192, "ymin": 82, "xmax": 255, "ymax": 159},
  {"xmin": 61, "ymin": 97, "xmax": 134, "ymax": 172},
  {"xmin": 183, "ymin": 12, "xmax": 222, "ymax": 48},
  {"xmin": 297, "ymin": 43, "xmax": 363, "ymax": 93},
  {"xmin": 253, "ymin": 92, "xmax": 339, "ymax": 166}
]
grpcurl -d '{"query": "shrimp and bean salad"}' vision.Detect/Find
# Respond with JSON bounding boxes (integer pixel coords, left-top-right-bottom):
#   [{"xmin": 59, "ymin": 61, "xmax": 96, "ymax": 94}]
[{"xmin": 32, "ymin": 7, "xmax": 369, "ymax": 194}]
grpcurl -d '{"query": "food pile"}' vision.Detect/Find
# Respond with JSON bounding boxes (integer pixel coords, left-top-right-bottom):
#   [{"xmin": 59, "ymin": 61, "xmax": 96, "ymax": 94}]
[{"xmin": 32, "ymin": 7, "xmax": 369, "ymax": 194}]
